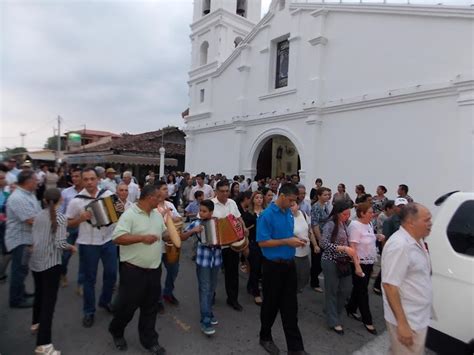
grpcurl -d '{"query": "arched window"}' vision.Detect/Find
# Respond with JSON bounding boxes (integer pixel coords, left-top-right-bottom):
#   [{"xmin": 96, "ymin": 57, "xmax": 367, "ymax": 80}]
[
  {"xmin": 234, "ymin": 37, "xmax": 243, "ymax": 48},
  {"xmin": 202, "ymin": 0, "xmax": 211, "ymax": 16},
  {"xmin": 200, "ymin": 41, "xmax": 209, "ymax": 66},
  {"xmin": 236, "ymin": 0, "xmax": 247, "ymax": 17}
]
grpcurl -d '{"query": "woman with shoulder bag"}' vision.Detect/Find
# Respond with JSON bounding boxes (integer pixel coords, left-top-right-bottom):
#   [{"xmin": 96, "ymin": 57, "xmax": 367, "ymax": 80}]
[{"xmin": 321, "ymin": 201, "xmax": 362, "ymax": 335}]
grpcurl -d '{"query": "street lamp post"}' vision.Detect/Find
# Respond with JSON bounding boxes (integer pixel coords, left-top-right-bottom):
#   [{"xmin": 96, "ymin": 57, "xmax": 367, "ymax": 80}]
[{"xmin": 159, "ymin": 146, "xmax": 165, "ymax": 180}]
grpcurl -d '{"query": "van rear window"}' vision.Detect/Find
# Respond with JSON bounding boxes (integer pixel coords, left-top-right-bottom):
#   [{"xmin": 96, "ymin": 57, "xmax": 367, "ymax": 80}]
[{"xmin": 447, "ymin": 200, "xmax": 474, "ymax": 257}]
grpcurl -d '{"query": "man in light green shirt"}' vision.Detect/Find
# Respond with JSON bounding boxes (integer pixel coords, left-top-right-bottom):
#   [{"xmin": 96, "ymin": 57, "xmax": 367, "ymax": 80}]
[{"xmin": 109, "ymin": 185, "xmax": 180, "ymax": 355}]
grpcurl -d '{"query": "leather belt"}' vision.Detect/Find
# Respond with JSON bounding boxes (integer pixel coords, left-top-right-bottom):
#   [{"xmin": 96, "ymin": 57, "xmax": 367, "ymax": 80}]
[{"xmin": 122, "ymin": 261, "xmax": 156, "ymax": 271}]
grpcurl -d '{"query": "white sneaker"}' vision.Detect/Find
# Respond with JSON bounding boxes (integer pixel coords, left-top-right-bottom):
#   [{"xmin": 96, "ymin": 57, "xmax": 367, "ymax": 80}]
[{"xmin": 35, "ymin": 344, "xmax": 61, "ymax": 355}]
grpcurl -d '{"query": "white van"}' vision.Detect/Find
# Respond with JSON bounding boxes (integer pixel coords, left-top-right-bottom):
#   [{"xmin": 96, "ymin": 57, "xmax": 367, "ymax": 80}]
[{"xmin": 426, "ymin": 191, "xmax": 474, "ymax": 354}]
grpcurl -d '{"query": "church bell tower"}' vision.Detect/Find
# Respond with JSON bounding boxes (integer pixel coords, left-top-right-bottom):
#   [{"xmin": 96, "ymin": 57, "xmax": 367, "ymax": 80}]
[{"xmin": 188, "ymin": 0, "xmax": 261, "ymax": 115}]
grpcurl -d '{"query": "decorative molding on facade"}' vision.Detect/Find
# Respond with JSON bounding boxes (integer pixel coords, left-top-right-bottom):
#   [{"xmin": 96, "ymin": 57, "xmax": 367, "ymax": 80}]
[
  {"xmin": 234, "ymin": 125, "xmax": 247, "ymax": 134},
  {"xmin": 310, "ymin": 9, "xmax": 329, "ymax": 18},
  {"xmin": 290, "ymin": 8, "xmax": 306, "ymax": 17},
  {"xmin": 292, "ymin": 3, "xmax": 474, "ymax": 20},
  {"xmin": 184, "ymin": 112, "xmax": 212, "ymax": 123},
  {"xmin": 288, "ymin": 35, "xmax": 301, "ymax": 43},
  {"xmin": 305, "ymin": 115, "xmax": 323, "ymax": 125},
  {"xmin": 259, "ymin": 88, "xmax": 297, "ymax": 101},
  {"xmin": 453, "ymin": 77, "xmax": 474, "ymax": 106},
  {"xmin": 308, "ymin": 36, "xmax": 328, "ymax": 46},
  {"xmin": 188, "ymin": 61, "xmax": 219, "ymax": 81},
  {"xmin": 259, "ymin": 47, "xmax": 270, "ymax": 54}
]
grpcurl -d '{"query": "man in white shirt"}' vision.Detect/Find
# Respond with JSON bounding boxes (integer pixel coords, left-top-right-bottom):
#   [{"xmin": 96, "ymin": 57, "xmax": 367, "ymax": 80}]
[
  {"xmin": 66, "ymin": 168, "xmax": 117, "ymax": 328},
  {"xmin": 122, "ymin": 171, "xmax": 140, "ymax": 203},
  {"xmin": 382, "ymin": 203, "xmax": 433, "ymax": 355},
  {"xmin": 212, "ymin": 180, "xmax": 247, "ymax": 312},
  {"xmin": 60, "ymin": 167, "xmax": 84, "ymax": 290},
  {"xmin": 102, "ymin": 168, "xmax": 117, "ymax": 193},
  {"xmin": 116, "ymin": 183, "xmax": 133, "ymax": 211},
  {"xmin": 5, "ymin": 159, "xmax": 20, "ymax": 186},
  {"xmin": 190, "ymin": 173, "xmax": 214, "ymax": 201}
]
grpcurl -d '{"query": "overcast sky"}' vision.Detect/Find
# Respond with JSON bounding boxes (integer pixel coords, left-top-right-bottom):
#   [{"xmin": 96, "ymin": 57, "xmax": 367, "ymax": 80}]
[{"xmin": 0, "ymin": 0, "xmax": 469, "ymax": 151}]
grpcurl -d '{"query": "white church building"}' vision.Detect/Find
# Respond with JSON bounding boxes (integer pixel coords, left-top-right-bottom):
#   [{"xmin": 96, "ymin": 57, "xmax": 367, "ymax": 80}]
[{"xmin": 184, "ymin": 0, "xmax": 474, "ymax": 207}]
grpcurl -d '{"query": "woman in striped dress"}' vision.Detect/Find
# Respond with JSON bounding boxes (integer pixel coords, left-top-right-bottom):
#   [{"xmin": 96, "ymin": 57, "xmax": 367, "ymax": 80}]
[{"xmin": 30, "ymin": 188, "xmax": 76, "ymax": 355}]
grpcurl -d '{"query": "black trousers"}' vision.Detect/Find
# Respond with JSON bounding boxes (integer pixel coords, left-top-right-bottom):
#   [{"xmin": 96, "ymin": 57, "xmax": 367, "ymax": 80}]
[
  {"xmin": 260, "ymin": 258, "xmax": 304, "ymax": 352},
  {"xmin": 109, "ymin": 263, "xmax": 162, "ymax": 349},
  {"xmin": 222, "ymin": 248, "xmax": 239, "ymax": 303},
  {"xmin": 310, "ymin": 248, "xmax": 323, "ymax": 288},
  {"xmin": 247, "ymin": 241, "xmax": 263, "ymax": 297},
  {"xmin": 32, "ymin": 265, "xmax": 61, "ymax": 346},
  {"xmin": 346, "ymin": 263, "xmax": 374, "ymax": 325}
]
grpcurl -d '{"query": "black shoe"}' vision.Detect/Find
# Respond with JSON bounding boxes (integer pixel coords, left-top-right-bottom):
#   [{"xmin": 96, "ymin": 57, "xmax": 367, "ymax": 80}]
[
  {"xmin": 24, "ymin": 291, "xmax": 35, "ymax": 298},
  {"xmin": 288, "ymin": 351, "xmax": 310, "ymax": 355},
  {"xmin": 226, "ymin": 300, "xmax": 243, "ymax": 312},
  {"xmin": 331, "ymin": 326, "xmax": 344, "ymax": 335},
  {"xmin": 82, "ymin": 314, "xmax": 94, "ymax": 328},
  {"xmin": 259, "ymin": 339, "xmax": 280, "ymax": 355},
  {"xmin": 0, "ymin": 275, "xmax": 7, "ymax": 283},
  {"xmin": 364, "ymin": 324, "xmax": 378, "ymax": 335},
  {"xmin": 157, "ymin": 302, "xmax": 165, "ymax": 314},
  {"xmin": 163, "ymin": 294, "xmax": 179, "ymax": 306},
  {"xmin": 110, "ymin": 333, "xmax": 128, "ymax": 351},
  {"xmin": 345, "ymin": 306, "xmax": 362, "ymax": 322},
  {"xmin": 148, "ymin": 343, "xmax": 166, "ymax": 355},
  {"xmin": 99, "ymin": 303, "xmax": 114, "ymax": 313},
  {"xmin": 10, "ymin": 298, "xmax": 34, "ymax": 308}
]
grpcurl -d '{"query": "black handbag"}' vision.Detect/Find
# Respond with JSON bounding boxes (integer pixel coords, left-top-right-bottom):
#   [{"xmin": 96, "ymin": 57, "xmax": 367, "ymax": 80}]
[{"xmin": 335, "ymin": 256, "xmax": 352, "ymax": 278}]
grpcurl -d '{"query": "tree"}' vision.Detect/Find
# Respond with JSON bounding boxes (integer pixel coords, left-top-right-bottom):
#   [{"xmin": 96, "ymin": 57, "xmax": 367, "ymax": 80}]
[{"xmin": 44, "ymin": 136, "xmax": 59, "ymax": 150}]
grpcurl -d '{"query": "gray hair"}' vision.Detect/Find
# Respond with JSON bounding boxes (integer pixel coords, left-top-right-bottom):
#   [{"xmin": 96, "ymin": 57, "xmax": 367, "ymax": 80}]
[
  {"xmin": 95, "ymin": 166, "xmax": 105, "ymax": 175},
  {"xmin": 123, "ymin": 171, "xmax": 132, "ymax": 178},
  {"xmin": 399, "ymin": 203, "xmax": 420, "ymax": 224}
]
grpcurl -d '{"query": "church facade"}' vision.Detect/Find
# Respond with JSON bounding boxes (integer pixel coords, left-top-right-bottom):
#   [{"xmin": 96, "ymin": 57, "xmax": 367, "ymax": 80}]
[{"xmin": 184, "ymin": 0, "xmax": 474, "ymax": 207}]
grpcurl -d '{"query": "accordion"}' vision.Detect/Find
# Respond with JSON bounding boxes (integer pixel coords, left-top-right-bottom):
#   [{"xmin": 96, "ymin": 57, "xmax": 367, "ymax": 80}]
[
  {"xmin": 199, "ymin": 215, "xmax": 244, "ymax": 247},
  {"xmin": 85, "ymin": 195, "xmax": 122, "ymax": 228}
]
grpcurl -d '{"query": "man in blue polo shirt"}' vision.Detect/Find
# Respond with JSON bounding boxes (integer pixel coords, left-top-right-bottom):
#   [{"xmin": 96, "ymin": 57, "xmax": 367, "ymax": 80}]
[{"xmin": 257, "ymin": 183, "xmax": 308, "ymax": 355}]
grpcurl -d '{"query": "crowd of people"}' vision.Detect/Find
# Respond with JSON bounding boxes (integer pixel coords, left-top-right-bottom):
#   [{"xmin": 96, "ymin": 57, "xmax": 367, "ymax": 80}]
[{"xmin": 0, "ymin": 158, "xmax": 433, "ymax": 355}]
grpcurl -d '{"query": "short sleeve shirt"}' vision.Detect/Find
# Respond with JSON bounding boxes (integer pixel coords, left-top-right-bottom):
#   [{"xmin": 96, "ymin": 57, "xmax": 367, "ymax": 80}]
[
  {"xmin": 256, "ymin": 202, "xmax": 295, "ymax": 260},
  {"xmin": 348, "ymin": 220, "xmax": 377, "ymax": 264},
  {"xmin": 210, "ymin": 197, "xmax": 241, "ymax": 219},
  {"xmin": 65, "ymin": 188, "xmax": 115, "ymax": 245},
  {"xmin": 113, "ymin": 203, "xmax": 166, "ymax": 269},
  {"xmin": 190, "ymin": 184, "xmax": 214, "ymax": 201},
  {"xmin": 381, "ymin": 226, "xmax": 432, "ymax": 330}
]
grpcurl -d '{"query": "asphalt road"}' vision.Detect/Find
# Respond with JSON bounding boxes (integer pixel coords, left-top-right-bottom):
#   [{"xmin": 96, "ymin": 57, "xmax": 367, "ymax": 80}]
[{"xmin": 1, "ymin": 242, "xmax": 392, "ymax": 355}]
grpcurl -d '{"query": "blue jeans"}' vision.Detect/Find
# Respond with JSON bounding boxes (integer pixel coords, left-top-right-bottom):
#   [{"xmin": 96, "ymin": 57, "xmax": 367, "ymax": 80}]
[
  {"xmin": 9, "ymin": 244, "xmax": 30, "ymax": 306},
  {"xmin": 61, "ymin": 227, "xmax": 84, "ymax": 285},
  {"xmin": 162, "ymin": 257, "xmax": 179, "ymax": 297},
  {"xmin": 321, "ymin": 258, "xmax": 352, "ymax": 328},
  {"xmin": 196, "ymin": 265, "xmax": 219, "ymax": 325},
  {"xmin": 79, "ymin": 241, "xmax": 117, "ymax": 316}
]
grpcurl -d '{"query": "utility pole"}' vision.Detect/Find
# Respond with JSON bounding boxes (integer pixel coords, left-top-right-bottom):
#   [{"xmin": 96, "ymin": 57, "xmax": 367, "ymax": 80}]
[
  {"xmin": 20, "ymin": 132, "xmax": 26, "ymax": 147},
  {"xmin": 56, "ymin": 115, "xmax": 61, "ymax": 164}
]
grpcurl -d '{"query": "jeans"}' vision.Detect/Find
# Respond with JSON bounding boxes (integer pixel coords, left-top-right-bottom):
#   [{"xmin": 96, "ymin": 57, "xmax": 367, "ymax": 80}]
[
  {"xmin": 321, "ymin": 258, "xmax": 352, "ymax": 328},
  {"xmin": 61, "ymin": 227, "xmax": 84, "ymax": 285},
  {"xmin": 260, "ymin": 258, "xmax": 305, "ymax": 352},
  {"xmin": 247, "ymin": 241, "xmax": 262, "ymax": 297},
  {"xmin": 9, "ymin": 244, "xmax": 31, "ymax": 306},
  {"xmin": 0, "ymin": 223, "xmax": 12, "ymax": 280},
  {"xmin": 346, "ymin": 263, "xmax": 374, "ymax": 325},
  {"xmin": 32, "ymin": 265, "xmax": 61, "ymax": 346},
  {"xmin": 196, "ymin": 265, "xmax": 219, "ymax": 325},
  {"xmin": 79, "ymin": 241, "xmax": 117, "ymax": 316},
  {"xmin": 109, "ymin": 263, "xmax": 162, "ymax": 350},
  {"xmin": 162, "ymin": 256, "xmax": 179, "ymax": 297}
]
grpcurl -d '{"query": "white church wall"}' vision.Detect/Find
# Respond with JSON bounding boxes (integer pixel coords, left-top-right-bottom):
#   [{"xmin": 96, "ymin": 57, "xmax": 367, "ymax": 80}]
[
  {"xmin": 320, "ymin": 12, "xmax": 473, "ymax": 100},
  {"xmin": 315, "ymin": 95, "xmax": 466, "ymax": 208}
]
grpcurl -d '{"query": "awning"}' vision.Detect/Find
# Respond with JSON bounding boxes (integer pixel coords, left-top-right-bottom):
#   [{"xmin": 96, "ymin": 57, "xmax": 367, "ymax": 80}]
[
  {"xmin": 27, "ymin": 150, "xmax": 63, "ymax": 162},
  {"xmin": 64, "ymin": 153, "xmax": 177, "ymax": 167}
]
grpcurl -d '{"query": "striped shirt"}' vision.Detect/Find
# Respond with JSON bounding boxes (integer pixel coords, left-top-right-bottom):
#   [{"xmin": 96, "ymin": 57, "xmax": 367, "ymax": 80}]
[
  {"xmin": 30, "ymin": 209, "xmax": 71, "ymax": 272},
  {"xmin": 5, "ymin": 187, "xmax": 42, "ymax": 252}
]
